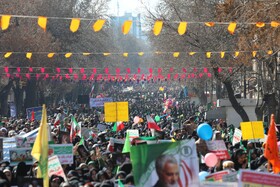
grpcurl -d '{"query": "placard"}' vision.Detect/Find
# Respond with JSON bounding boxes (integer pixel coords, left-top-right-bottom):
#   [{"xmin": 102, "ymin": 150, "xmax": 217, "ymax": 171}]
[
  {"xmin": 104, "ymin": 102, "xmax": 117, "ymax": 122},
  {"xmin": 206, "ymin": 140, "xmax": 230, "ymax": 160},
  {"xmin": 206, "ymin": 170, "xmax": 230, "ymax": 182},
  {"xmin": 127, "ymin": 129, "xmax": 139, "ymax": 141},
  {"xmin": 90, "ymin": 97, "xmax": 113, "ymax": 107},
  {"xmin": 117, "ymin": 102, "xmax": 129, "ymax": 121},
  {"xmin": 232, "ymin": 128, "xmax": 242, "ymax": 145},
  {"xmin": 9, "ymin": 148, "xmax": 33, "ymax": 166},
  {"xmin": 240, "ymin": 121, "xmax": 264, "ymax": 140},
  {"xmin": 49, "ymin": 144, "xmax": 73, "ymax": 165},
  {"xmin": 15, "ymin": 136, "xmax": 37, "ymax": 148},
  {"xmin": 48, "ymin": 155, "xmax": 67, "ymax": 181},
  {"xmin": 26, "ymin": 106, "xmax": 43, "ymax": 121}
]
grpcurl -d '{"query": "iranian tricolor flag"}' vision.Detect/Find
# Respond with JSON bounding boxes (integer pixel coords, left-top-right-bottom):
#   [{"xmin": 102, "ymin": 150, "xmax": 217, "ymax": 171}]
[
  {"xmin": 70, "ymin": 116, "xmax": 81, "ymax": 143},
  {"xmin": 112, "ymin": 121, "xmax": 125, "ymax": 132},
  {"xmin": 53, "ymin": 113, "xmax": 61, "ymax": 128},
  {"xmin": 146, "ymin": 115, "xmax": 161, "ymax": 131}
]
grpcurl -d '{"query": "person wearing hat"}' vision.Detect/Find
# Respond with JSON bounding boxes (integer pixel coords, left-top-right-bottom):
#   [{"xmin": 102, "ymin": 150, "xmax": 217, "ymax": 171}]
[
  {"xmin": 231, "ymin": 149, "xmax": 248, "ymax": 171},
  {"xmin": 67, "ymin": 170, "xmax": 80, "ymax": 187}
]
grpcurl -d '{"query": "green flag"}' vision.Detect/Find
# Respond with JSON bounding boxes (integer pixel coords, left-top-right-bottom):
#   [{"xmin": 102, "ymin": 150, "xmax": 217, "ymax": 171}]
[
  {"xmin": 112, "ymin": 122, "xmax": 117, "ymax": 132},
  {"xmin": 122, "ymin": 132, "xmax": 130, "ymax": 153},
  {"xmin": 79, "ymin": 136, "xmax": 84, "ymax": 146},
  {"xmin": 118, "ymin": 179, "xmax": 124, "ymax": 187}
]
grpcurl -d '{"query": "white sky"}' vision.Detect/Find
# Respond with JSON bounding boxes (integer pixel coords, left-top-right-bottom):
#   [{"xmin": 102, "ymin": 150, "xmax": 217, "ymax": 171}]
[{"xmin": 108, "ymin": 0, "xmax": 158, "ymax": 16}]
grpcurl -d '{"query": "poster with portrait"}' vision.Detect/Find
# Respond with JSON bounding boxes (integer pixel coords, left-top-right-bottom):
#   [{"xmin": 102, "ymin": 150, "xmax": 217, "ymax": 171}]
[
  {"xmin": 130, "ymin": 139, "xmax": 199, "ymax": 187},
  {"xmin": 9, "ymin": 148, "xmax": 33, "ymax": 166}
]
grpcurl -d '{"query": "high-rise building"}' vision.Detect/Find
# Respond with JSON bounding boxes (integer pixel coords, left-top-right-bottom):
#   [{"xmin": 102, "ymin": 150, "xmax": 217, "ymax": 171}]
[{"xmin": 111, "ymin": 13, "xmax": 142, "ymax": 39}]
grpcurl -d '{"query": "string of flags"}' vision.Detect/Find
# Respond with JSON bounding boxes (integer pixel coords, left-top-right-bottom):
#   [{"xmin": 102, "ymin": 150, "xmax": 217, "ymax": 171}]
[
  {"xmin": 0, "ymin": 14, "xmax": 279, "ymax": 35},
  {"xmin": 2, "ymin": 66, "xmax": 234, "ymax": 80},
  {"xmin": 0, "ymin": 50, "xmax": 275, "ymax": 59}
]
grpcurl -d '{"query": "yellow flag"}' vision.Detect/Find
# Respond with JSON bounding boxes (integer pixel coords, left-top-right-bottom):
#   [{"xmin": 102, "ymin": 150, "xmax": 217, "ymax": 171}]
[
  {"xmin": 189, "ymin": 52, "xmax": 196, "ymax": 56},
  {"xmin": 122, "ymin": 20, "xmax": 133, "ymax": 35},
  {"xmin": 171, "ymin": 138, "xmax": 176, "ymax": 142},
  {"xmin": 267, "ymin": 50, "xmax": 273, "ymax": 55},
  {"xmin": 271, "ymin": 21, "xmax": 279, "ymax": 28},
  {"xmin": 103, "ymin": 53, "xmax": 111, "ymax": 56},
  {"xmin": 153, "ymin": 21, "xmax": 163, "ymax": 36},
  {"xmin": 155, "ymin": 51, "xmax": 162, "ymax": 55},
  {"xmin": 256, "ymin": 22, "xmax": 265, "ymax": 28},
  {"xmin": 26, "ymin": 53, "xmax": 32, "ymax": 59},
  {"xmin": 83, "ymin": 53, "xmax": 91, "ymax": 56},
  {"xmin": 206, "ymin": 52, "xmax": 211, "ymax": 58},
  {"xmin": 70, "ymin": 18, "xmax": 80, "ymax": 32},
  {"xmin": 234, "ymin": 51, "xmax": 240, "ymax": 57},
  {"xmin": 93, "ymin": 19, "xmax": 106, "ymax": 32},
  {"xmin": 220, "ymin": 51, "xmax": 225, "ymax": 58},
  {"xmin": 205, "ymin": 22, "xmax": 215, "ymax": 27},
  {"xmin": 47, "ymin": 53, "xmax": 55, "ymax": 58},
  {"xmin": 4, "ymin": 52, "xmax": 12, "ymax": 58},
  {"xmin": 65, "ymin": 53, "xmax": 72, "ymax": 58},
  {"xmin": 252, "ymin": 51, "xmax": 257, "ymax": 57},
  {"xmin": 228, "ymin": 22, "xmax": 237, "ymax": 35},
  {"xmin": 1, "ymin": 15, "xmax": 11, "ymax": 30},
  {"xmin": 31, "ymin": 104, "xmax": 49, "ymax": 187},
  {"xmin": 178, "ymin": 22, "xmax": 187, "ymax": 35},
  {"xmin": 123, "ymin": 53, "xmax": 128, "ymax": 57},
  {"xmin": 38, "ymin": 16, "xmax": 47, "ymax": 31},
  {"xmin": 138, "ymin": 52, "xmax": 144, "ymax": 56},
  {"xmin": 173, "ymin": 52, "xmax": 180, "ymax": 58}
]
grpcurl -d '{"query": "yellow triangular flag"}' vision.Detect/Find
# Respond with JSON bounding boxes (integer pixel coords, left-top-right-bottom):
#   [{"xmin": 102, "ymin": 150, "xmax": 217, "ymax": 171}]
[
  {"xmin": 173, "ymin": 52, "xmax": 180, "ymax": 58},
  {"xmin": 93, "ymin": 19, "xmax": 106, "ymax": 32},
  {"xmin": 47, "ymin": 53, "xmax": 55, "ymax": 58},
  {"xmin": 31, "ymin": 104, "xmax": 49, "ymax": 187},
  {"xmin": 155, "ymin": 51, "xmax": 162, "ymax": 55},
  {"xmin": 189, "ymin": 52, "xmax": 196, "ymax": 56},
  {"xmin": 38, "ymin": 16, "xmax": 47, "ymax": 31},
  {"xmin": 122, "ymin": 20, "xmax": 133, "ymax": 35},
  {"xmin": 252, "ymin": 51, "xmax": 257, "ymax": 57},
  {"xmin": 178, "ymin": 22, "xmax": 187, "ymax": 35},
  {"xmin": 138, "ymin": 52, "xmax": 144, "ymax": 56},
  {"xmin": 171, "ymin": 138, "xmax": 176, "ymax": 142},
  {"xmin": 228, "ymin": 22, "xmax": 237, "ymax": 35},
  {"xmin": 65, "ymin": 53, "xmax": 72, "ymax": 58},
  {"xmin": 256, "ymin": 22, "xmax": 265, "ymax": 28},
  {"xmin": 26, "ymin": 53, "xmax": 32, "ymax": 59},
  {"xmin": 83, "ymin": 53, "xmax": 91, "ymax": 56},
  {"xmin": 267, "ymin": 50, "xmax": 273, "ymax": 55},
  {"xmin": 70, "ymin": 18, "xmax": 80, "ymax": 32},
  {"xmin": 1, "ymin": 15, "xmax": 11, "ymax": 30},
  {"xmin": 271, "ymin": 21, "xmax": 279, "ymax": 28},
  {"xmin": 103, "ymin": 53, "xmax": 111, "ymax": 56},
  {"xmin": 205, "ymin": 22, "xmax": 215, "ymax": 27},
  {"xmin": 206, "ymin": 52, "xmax": 211, "ymax": 58},
  {"xmin": 220, "ymin": 51, "xmax": 225, "ymax": 58},
  {"xmin": 153, "ymin": 21, "xmax": 163, "ymax": 36},
  {"xmin": 123, "ymin": 53, "xmax": 128, "ymax": 57},
  {"xmin": 234, "ymin": 51, "xmax": 240, "ymax": 57},
  {"xmin": 4, "ymin": 52, "xmax": 12, "ymax": 58}
]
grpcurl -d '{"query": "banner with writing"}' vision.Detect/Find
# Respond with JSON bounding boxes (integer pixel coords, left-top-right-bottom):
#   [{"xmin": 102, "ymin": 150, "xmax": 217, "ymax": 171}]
[
  {"xmin": 26, "ymin": 106, "xmax": 43, "ymax": 121},
  {"xmin": 90, "ymin": 97, "xmax": 113, "ymax": 107},
  {"xmin": 48, "ymin": 155, "xmax": 67, "ymax": 181},
  {"xmin": 206, "ymin": 140, "xmax": 230, "ymax": 160}
]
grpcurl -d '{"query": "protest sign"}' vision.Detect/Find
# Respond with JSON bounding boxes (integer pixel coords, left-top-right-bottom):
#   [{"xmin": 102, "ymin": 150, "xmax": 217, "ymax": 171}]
[
  {"xmin": 130, "ymin": 139, "xmax": 199, "ymax": 187},
  {"xmin": 15, "ymin": 136, "xmax": 36, "ymax": 148},
  {"xmin": 200, "ymin": 182, "xmax": 238, "ymax": 187},
  {"xmin": 9, "ymin": 148, "xmax": 33, "ymax": 166},
  {"xmin": 239, "ymin": 169, "xmax": 280, "ymax": 187},
  {"xmin": 49, "ymin": 144, "xmax": 73, "ymax": 164},
  {"xmin": 127, "ymin": 129, "xmax": 139, "ymax": 141},
  {"xmin": 116, "ymin": 102, "xmax": 129, "ymax": 121},
  {"xmin": 206, "ymin": 170, "xmax": 230, "ymax": 182},
  {"xmin": 206, "ymin": 140, "xmax": 230, "ymax": 160},
  {"xmin": 232, "ymin": 128, "xmax": 242, "ymax": 145},
  {"xmin": 223, "ymin": 172, "xmax": 238, "ymax": 182},
  {"xmin": 104, "ymin": 102, "xmax": 129, "ymax": 122},
  {"xmin": 26, "ymin": 106, "xmax": 43, "ymax": 121},
  {"xmin": 48, "ymin": 155, "xmax": 67, "ymax": 181},
  {"xmin": 90, "ymin": 97, "xmax": 113, "ymax": 107},
  {"xmin": 240, "ymin": 121, "xmax": 264, "ymax": 140}
]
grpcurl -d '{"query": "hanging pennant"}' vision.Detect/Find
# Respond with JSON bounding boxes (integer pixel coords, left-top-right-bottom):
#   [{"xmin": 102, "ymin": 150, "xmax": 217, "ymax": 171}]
[
  {"xmin": 1, "ymin": 15, "xmax": 11, "ymax": 30},
  {"xmin": 137, "ymin": 68, "xmax": 141, "ymax": 74},
  {"xmin": 149, "ymin": 68, "xmax": 153, "ymax": 74},
  {"xmin": 104, "ymin": 67, "xmax": 109, "ymax": 74},
  {"xmin": 65, "ymin": 53, "xmax": 72, "ymax": 58},
  {"xmin": 206, "ymin": 52, "xmax": 211, "ymax": 58},
  {"xmin": 26, "ymin": 53, "xmax": 32, "ymax": 59},
  {"xmin": 256, "ymin": 22, "xmax": 265, "ymax": 28},
  {"xmin": 92, "ymin": 68, "xmax": 97, "ymax": 74},
  {"xmin": 4, "ymin": 67, "xmax": 9, "ymax": 73},
  {"xmin": 17, "ymin": 67, "xmax": 21, "ymax": 73},
  {"xmin": 208, "ymin": 73, "xmax": 212, "ymax": 78},
  {"xmin": 220, "ymin": 51, "xmax": 225, "ymax": 58},
  {"xmin": 205, "ymin": 22, "xmax": 215, "ymax": 27},
  {"xmin": 173, "ymin": 52, "xmax": 180, "ymax": 58},
  {"xmin": 234, "ymin": 51, "xmax": 240, "ymax": 57},
  {"xmin": 122, "ymin": 20, "xmax": 133, "ymax": 35},
  {"xmin": 38, "ymin": 16, "xmax": 47, "ymax": 31},
  {"xmin": 252, "ymin": 51, "xmax": 257, "ymax": 57},
  {"xmin": 204, "ymin": 68, "xmax": 208, "ymax": 73},
  {"xmin": 126, "ymin": 68, "xmax": 131, "ymax": 74},
  {"xmin": 41, "ymin": 67, "xmax": 45, "ymax": 73},
  {"xmin": 153, "ymin": 21, "xmax": 163, "ymax": 36},
  {"xmin": 80, "ymin": 68, "xmax": 85, "ymax": 74},
  {"xmin": 182, "ymin": 68, "xmax": 187, "ymax": 73},
  {"xmin": 56, "ymin": 68, "xmax": 61, "ymax": 73},
  {"xmin": 69, "ymin": 68, "xmax": 73, "ymax": 74},
  {"xmin": 93, "ymin": 19, "xmax": 106, "ymax": 32},
  {"xmin": 47, "ymin": 53, "xmax": 55, "ymax": 58},
  {"xmin": 36, "ymin": 74, "xmax": 40, "ymax": 80},
  {"xmin": 178, "ymin": 22, "xmax": 187, "ymax": 35},
  {"xmin": 189, "ymin": 52, "xmax": 196, "ymax": 56},
  {"xmin": 74, "ymin": 74, "xmax": 78, "ymax": 80},
  {"xmin": 267, "ymin": 50, "xmax": 273, "ymax": 55},
  {"xmin": 103, "ymin": 53, "xmax": 111, "ymax": 56},
  {"xmin": 4, "ymin": 52, "xmax": 12, "ymax": 58},
  {"xmin": 170, "ymin": 67, "xmax": 174, "ymax": 72},
  {"xmin": 228, "ymin": 22, "xmax": 237, "ymax": 35},
  {"xmin": 138, "ymin": 52, "xmax": 144, "ymax": 56},
  {"xmin": 29, "ymin": 67, "xmax": 33, "ymax": 72},
  {"xmin": 83, "ymin": 53, "xmax": 91, "ymax": 56},
  {"xmin": 26, "ymin": 74, "xmax": 31, "ymax": 80},
  {"xmin": 218, "ymin": 67, "xmax": 222, "ymax": 73},
  {"xmin": 70, "ymin": 18, "xmax": 80, "ymax": 32},
  {"xmin": 116, "ymin": 68, "xmax": 120, "ymax": 74},
  {"xmin": 82, "ymin": 74, "xmax": 87, "ymax": 80},
  {"xmin": 123, "ymin": 53, "xmax": 128, "ymax": 57},
  {"xmin": 271, "ymin": 21, "xmax": 280, "ymax": 28}
]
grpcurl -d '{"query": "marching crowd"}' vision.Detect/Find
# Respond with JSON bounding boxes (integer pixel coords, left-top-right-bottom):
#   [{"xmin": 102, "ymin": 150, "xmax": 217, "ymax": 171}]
[{"xmin": 0, "ymin": 82, "xmax": 270, "ymax": 187}]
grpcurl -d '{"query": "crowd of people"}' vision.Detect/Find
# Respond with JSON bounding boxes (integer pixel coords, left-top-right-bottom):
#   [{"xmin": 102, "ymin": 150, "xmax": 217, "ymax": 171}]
[{"xmin": 0, "ymin": 82, "xmax": 270, "ymax": 187}]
